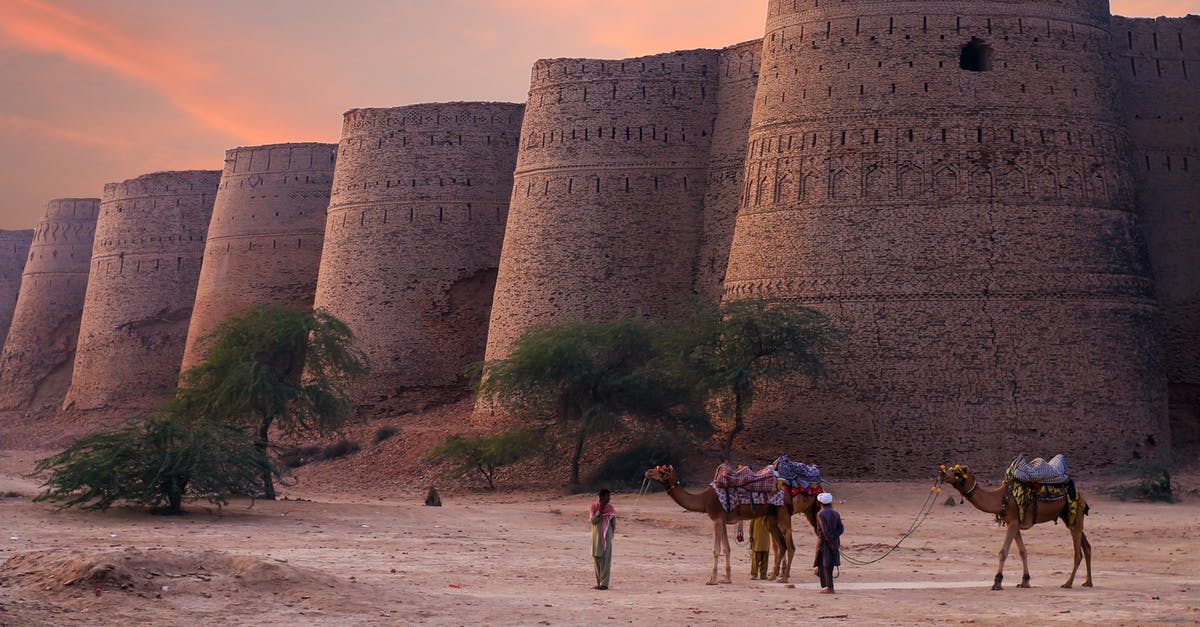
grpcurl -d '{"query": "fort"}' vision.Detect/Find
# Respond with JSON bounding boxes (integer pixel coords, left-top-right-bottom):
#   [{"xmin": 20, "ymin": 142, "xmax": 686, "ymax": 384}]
[
  {"xmin": 180, "ymin": 143, "xmax": 336, "ymax": 372},
  {"xmin": 0, "ymin": 229, "xmax": 33, "ymax": 349},
  {"xmin": 312, "ymin": 103, "xmax": 523, "ymax": 411},
  {"xmin": 63, "ymin": 171, "xmax": 220, "ymax": 417},
  {"xmin": 0, "ymin": 199, "xmax": 98, "ymax": 414},
  {"xmin": 0, "ymin": 2, "xmax": 1195, "ymax": 476}
]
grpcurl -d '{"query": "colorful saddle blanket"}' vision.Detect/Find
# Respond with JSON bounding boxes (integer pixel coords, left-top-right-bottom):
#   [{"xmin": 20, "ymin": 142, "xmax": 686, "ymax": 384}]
[
  {"xmin": 711, "ymin": 463, "xmax": 785, "ymax": 511},
  {"xmin": 1009, "ymin": 454, "xmax": 1069, "ymax": 485},
  {"xmin": 712, "ymin": 464, "xmax": 778, "ymax": 492},
  {"xmin": 713, "ymin": 486, "xmax": 787, "ymax": 511},
  {"xmin": 772, "ymin": 455, "xmax": 822, "ymax": 489}
]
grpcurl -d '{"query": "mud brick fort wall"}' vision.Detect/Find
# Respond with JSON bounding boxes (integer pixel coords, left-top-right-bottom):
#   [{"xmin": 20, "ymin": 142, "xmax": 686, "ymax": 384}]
[
  {"xmin": 0, "ymin": 200, "xmax": 98, "ymax": 413},
  {"xmin": 718, "ymin": 0, "xmax": 1171, "ymax": 475},
  {"xmin": 0, "ymin": 230, "xmax": 33, "ymax": 350},
  {"xmin": 180, "ymin": 143, "xmax": 336, "ymax": 372},
  {"xmin": 64, "ymin": 172, "xmax": 219, "ymax": 415},
  {"xmin": 312, "ymin": 103, "xmax": 523, "ymax": 409},
  {"xmin": 1113, "ymin": 15, "xmax": 1200, "ymax": 449}
]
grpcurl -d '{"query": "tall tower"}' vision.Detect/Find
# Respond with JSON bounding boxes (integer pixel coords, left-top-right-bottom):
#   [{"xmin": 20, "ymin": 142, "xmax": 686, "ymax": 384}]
[
  {"xmin": 64, "ymin": 171, "xmax": 220, "ymax": 415},
  {"xmin": 1113, "ymin": 16, "xmax": 1200, "ymax": 450},
  {"xmin": 484, "ymin": 50, "xmax": 721, "ymax": 362},
  {"xmin": 0, "ymin": 229, "xmax": 33, "ymax": 348},
  {"xmin": 0, "ymin": 199, "xmax": 98, "ymax": 412},
  {"xmin": 312, "ymin": 103, "xmax": 523, "ymax": 410},
  {"xmin": 724, "ymin": 0, "xmax": 1168, "ymax": 473},
  {"xmin": 181, "ymin": 143, "xmax": 336, "ymax": 372}
]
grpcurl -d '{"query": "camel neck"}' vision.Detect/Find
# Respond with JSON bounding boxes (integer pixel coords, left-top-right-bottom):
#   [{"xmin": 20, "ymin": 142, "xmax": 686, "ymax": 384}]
[
  {"xmin": 661, "ymin": 482, "xmax": 711, "ymax": 513},
  {"xmin": 957, "ymin": 479, "xmax": 1006, "ymax": 515}
]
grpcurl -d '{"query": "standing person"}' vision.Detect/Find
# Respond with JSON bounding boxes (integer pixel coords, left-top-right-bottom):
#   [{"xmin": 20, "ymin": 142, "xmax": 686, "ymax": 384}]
[
  {"xmin": 589, "ymin": 488, "xmax": 616, "ymax": 590},
  {"xmin": 748, "ymin": 515, "xmax": 771, "ymax": 580},
  {"xmin": 814, "ymin": 492, "xmax": 843, "ymax": 593}
]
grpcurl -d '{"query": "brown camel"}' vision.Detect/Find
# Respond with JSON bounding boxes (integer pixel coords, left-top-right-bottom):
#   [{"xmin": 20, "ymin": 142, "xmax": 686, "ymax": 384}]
[
  {"xmin": 939, "ymin": 463, "xmax": 1092, "ymax": 590},
  {"xmin": 766, "ymin": 489, "xmax": 820, "ymax": 580},
  {"xmin": 645, "ymin": 465, "xmax": 796, "ymax": 584}
]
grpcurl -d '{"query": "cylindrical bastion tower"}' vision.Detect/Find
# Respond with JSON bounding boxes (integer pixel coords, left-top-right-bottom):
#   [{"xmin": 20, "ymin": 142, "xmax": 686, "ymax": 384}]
[
  {"xmin": 0, "ymin": 199, "xmax": 98, "ymax": 412},
  {"xmin": 312, "ymin": 103, "xmax": 523, "ymax": 409},
  {"xmin": 0, "ymin": 229, "xmax": 34, "ymax": 348},
  {"xmin": 484, "ymin": 50, "xmax": 721, "ymax": 362},
  {"xmin": 723, "ymin": 0, "xmax": 1169, "ymax": 474},
  {"xmin": 180, "ymin": 143, "xmax": 336, "ymax": 373},
  {"xmin": 64, "ymin": 171, "xmax": 220, "ymax": 415}
]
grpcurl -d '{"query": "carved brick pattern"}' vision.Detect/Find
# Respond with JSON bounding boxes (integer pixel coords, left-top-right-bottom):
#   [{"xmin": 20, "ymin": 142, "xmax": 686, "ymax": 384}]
[{"xmin": 0, "ymin": 229, "xmax": 33, "ymax": 351}]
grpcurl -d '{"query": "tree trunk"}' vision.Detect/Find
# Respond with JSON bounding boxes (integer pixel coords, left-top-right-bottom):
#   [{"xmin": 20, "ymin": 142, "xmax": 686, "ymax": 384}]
[
  {"xmin": 571, "ymin": 423, "xmax": 586, "ymax": 488},
  {"xmin": 258, "ymin": 416, "xmax": 276, "ymax": 500},
  {"xmin": 722, "ymin": 388, "xmax": 745, "ymax": 460}
]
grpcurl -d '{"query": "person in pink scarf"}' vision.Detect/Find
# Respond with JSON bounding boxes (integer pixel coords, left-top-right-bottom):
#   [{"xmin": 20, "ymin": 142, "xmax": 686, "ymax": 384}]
[{"xmin": 589, "ymin": 489, "xmax": 616, "ymax": 589}]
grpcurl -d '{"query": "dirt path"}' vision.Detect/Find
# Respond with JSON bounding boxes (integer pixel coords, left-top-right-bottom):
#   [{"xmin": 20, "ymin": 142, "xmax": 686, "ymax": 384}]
[{"xmin": 1, "ymin": 450, "xmax": 1197, "ymax": 626}]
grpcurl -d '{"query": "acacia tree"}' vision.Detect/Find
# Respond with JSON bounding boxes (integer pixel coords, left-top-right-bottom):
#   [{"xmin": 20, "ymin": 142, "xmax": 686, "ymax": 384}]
[
  {"xmin": 34, "ymin": 409, "xmax": 271, "ymax": 514},
  {"xmin": 180, "ymin": 304, "xmax": 368, "ymax": 499},
  {"xmin": 428, "ymin": 428, "xmax": 541, "ymax": 489},
  {"xmin": 474, "ymin": 319, "xmax": 678, "ymax": 487},
  {"xmin": 672, "ymin": 298, "xmax": 842, "ymax": 458}
]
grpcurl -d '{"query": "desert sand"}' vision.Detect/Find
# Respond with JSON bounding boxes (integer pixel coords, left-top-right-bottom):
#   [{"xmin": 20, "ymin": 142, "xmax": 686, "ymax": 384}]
[{"xmin": 1, "ymin": 446, "xmax": 1197, "ymax": 627}]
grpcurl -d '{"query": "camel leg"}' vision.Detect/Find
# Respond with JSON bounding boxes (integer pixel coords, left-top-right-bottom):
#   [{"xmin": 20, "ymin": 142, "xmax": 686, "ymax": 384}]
[
  {"xmin": 768, "ymin": 532, "xmax": 782, "ymax": 580},
  {"xmin": 993, "ymin": 525, "xmax": 1018, "ymax": 590},
  {"xmin": 779, "ymin": 510, "xmax": 794, "ymax": 585},
  {"xmin": 1013, "ymin": 531, "xmax": 1031, "ymax": 588},
  {"xmin": 1063, "ymin": 524, "xmax": 1089, "ymax": 588},
  {"xmin": 720, "ymin": 524, "xmax": 733, "ymax": 584},
  {"xmin": 1081, "ymin": 531, "xmax": 1093, "ymax": 588},
  {"xmin": 708, "ymin": 521, "xmax": 721, "ymax": 585}
]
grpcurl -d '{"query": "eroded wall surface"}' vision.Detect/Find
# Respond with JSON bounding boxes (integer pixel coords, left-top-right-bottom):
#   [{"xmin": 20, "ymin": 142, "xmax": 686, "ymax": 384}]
[
  {"xmin": 64, "ymin": 171, "xmax": 219, "ymax": 415},
  {"xmin": 0, "ymin": 200, "xmax": 97, "ymax": 412},
  {"xmin": 181, "ymin": 143, "xmax": 336, "ymax": 372},
  {"xmin": 723, "ymin": 0, "xmax": 1169, "ymax": 474},
  {"xmin": 1114, "ymin": 15, "xmax": 1200, "ymax": 450},
  {"xmin": 313, "ymin": 104, "xmax": 522, "ymax": 409}
]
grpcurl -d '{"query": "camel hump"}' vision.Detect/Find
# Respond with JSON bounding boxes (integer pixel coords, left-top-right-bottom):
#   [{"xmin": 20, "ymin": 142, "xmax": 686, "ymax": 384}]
[{"xmin": 1009, "ymin": 454, "xmax": 1069, "ymax": 484}]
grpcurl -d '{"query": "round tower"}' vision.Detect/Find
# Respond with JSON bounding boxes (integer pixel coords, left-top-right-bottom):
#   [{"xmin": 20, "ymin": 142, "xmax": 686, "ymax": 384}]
[
  {"xmin": 484, "ymin": 50, "xmax": 721, "ymax": 362},
  {"xmin": 0, "ymin": 199, "xmax": 98, "ymax": 412},
  {"xmin": 724, "ymin": 0, "xmax": 1168, "ymax": 474},
  {"xmin": 180, "ymin": 143, "xmax": 336, "ymax": 373},
  {"xmin": 64, "ymin": 171, "xmax": 220, "ymax": 415},
  {"xmin": 0, "ymin": 229, "xmax": 33, "ymax": 348},
  {"xmin": 312, "ymin": 103, "xmax": 523, "ymax": 409}
]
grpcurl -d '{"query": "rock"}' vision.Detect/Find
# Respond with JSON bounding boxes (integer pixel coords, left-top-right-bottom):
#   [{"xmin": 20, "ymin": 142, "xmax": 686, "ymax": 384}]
[{"xmin": 425, "ymin": 487, "xmax": 442, "ymax": 507}]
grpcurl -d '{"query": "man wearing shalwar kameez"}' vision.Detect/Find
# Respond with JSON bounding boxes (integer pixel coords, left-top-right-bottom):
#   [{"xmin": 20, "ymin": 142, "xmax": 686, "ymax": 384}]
[
  {"xmin": 813, "ymin": 492, "xmax": 843, "ymax": 593},
  {"xmin": 589, "ymin": 489, "xmax": 616, "ymax": 589}
]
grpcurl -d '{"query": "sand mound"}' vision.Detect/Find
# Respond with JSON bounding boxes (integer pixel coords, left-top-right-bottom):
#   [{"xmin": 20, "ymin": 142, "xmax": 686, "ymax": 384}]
[{"xmin": 1, "ymin": 548, "xmax": 337, "ymax": 597}]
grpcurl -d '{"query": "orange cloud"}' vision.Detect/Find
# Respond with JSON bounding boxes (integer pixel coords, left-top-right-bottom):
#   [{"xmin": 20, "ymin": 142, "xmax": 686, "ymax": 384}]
[
  {"xmin": 0, "ymin": 0, "xmax": 278, "ymax": 143},
  {"xmin": 0, "ymin": 113, "xmax": 133, "ymax": 149}
]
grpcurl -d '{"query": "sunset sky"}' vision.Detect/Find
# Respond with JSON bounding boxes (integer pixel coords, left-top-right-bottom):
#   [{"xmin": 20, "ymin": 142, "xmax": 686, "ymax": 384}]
[{"xmin": 0, "ymin": 0, "xmax": 1195, "ymax": 229}]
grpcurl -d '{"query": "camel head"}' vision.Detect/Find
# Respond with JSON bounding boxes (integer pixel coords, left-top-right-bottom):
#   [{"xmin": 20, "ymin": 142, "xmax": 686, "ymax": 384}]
[
  {"xmin": 644, "ymin": 465, "xmax": 678, "ymax": 487},
  {"xmin": 939, "ymin": 463, "xmax": 974, "ymax": 489}
]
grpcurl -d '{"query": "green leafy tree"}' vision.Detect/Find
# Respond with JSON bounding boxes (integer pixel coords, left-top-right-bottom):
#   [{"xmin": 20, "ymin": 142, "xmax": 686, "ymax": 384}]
[
  {"xmin": 34, "ymin": 411, "xmax": 272, "ymax": 514},
  {"xmin": 429, "ymin": 428, "xmax": 541, "ymax": 489},
  {"xmin": 474, "ymin": 318, "xmax": 679, "ymax": 487},
  {"xmin": 672, "ymin": 298, "xmax": 842, "ymax": 458},
  {"xmin": 180, "ymin": 305, "xmax": 368, "ymax": 499}
]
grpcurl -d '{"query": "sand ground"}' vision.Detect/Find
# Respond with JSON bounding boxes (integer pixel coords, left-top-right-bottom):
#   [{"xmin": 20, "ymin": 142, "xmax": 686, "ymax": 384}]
[{"xmin": 1, "ymin": 449, "xmax": 1197, "ymax": 626}]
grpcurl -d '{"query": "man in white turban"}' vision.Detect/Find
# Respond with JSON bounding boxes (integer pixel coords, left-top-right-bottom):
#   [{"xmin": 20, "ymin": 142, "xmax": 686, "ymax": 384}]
[{"xmin": 813, "ymin": 492, "xmax": 843, "ymax": 593}]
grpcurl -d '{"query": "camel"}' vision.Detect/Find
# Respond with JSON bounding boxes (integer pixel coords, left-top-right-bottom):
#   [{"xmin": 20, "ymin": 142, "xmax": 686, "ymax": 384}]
[
  {"xmin": 939, "ymin": 463, "xmax": 1092, "ymax": 590},
  {"xmin": 645, "ymin": 465, "xmax": 796, "ymax": 585},
  {"xmin": 767, "ymin": 489, "xmax": 820, "ymax": 580}
]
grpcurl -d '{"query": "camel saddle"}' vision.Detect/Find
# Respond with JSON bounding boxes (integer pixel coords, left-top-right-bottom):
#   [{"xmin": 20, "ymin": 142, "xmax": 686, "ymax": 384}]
[
  {"xmin": 771, "ymin": 455, "xmax": 822, "ymax": 490},
  {"xmin": 711, "ymin": 463, "xmax": 785, "ymax": 511},
  {"xmin": 1008, "ymin": 454, "xmax": 1069, "ymax": 485}
]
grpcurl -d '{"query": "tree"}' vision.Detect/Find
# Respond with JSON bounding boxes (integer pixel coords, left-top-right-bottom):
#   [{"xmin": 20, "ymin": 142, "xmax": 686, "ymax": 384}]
[
  {"xmin": 671, "ymin": 298, "xmax": 842, "ymax": 458},
  {"xmin": 34, "ymin": 410, "xmax": 271, "ymax": 514},
  {"xmin": 428, "ymin": 428, "xmax": 541, "ymax": 489},
  {"xmin": 180, "ymin": 305, "xmax": 368, "ymax": 499},
  {"xmin": 474, "ymin": 319, "xmax": 678, "ymax": 487}
]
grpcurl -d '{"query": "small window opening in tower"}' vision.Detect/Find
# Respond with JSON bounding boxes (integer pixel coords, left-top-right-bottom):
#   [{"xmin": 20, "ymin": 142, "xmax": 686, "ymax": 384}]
[{"xmin": 960, "ymin": 37, "xmax": 994, "ymax": 72}]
